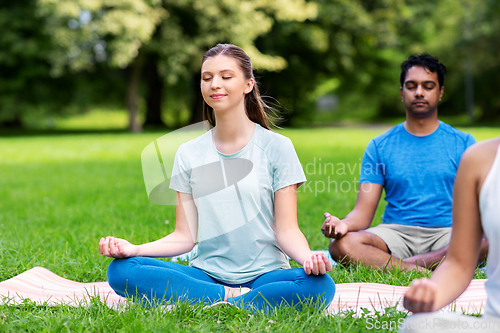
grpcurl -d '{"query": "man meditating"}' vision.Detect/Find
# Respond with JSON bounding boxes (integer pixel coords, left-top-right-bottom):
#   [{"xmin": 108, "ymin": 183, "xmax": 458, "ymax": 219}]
[{"xmin": 322, "ymin": 53, "xmax": 488, "ymax": 271}]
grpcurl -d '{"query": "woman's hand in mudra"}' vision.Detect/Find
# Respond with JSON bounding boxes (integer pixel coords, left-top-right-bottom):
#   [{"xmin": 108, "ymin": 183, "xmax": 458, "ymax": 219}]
[
  {"xmin": 303, "ymin": 253, "xmax": 332, "ymax": 275},
  {"xmin": 99, "ymin": 236, "xmax": 139, "ymax": 259}
]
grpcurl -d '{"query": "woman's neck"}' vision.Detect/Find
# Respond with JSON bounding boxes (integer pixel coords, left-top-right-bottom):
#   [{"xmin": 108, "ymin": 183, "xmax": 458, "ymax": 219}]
[{"xmin": 212, "ymin": 109, "xmax": 256, "ymax": 155}]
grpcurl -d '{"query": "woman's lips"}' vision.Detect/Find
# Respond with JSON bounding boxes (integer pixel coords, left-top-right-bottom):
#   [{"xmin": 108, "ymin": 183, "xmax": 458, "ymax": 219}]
[{"xmin": 211, "ymin": 94, "xmax": 226, "ymax": 99}]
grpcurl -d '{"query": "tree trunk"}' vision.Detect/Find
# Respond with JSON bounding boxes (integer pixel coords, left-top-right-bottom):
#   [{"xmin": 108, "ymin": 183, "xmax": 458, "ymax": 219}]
[
  {"xmin": 126, "ymin": 52, "xmax": 143, "ymax": 133},
  {"xmin": 144, "ymin": 53, "xmax": 166, "ymax": 128},
  {"xmin": 189, "ymin": 72, "xmax": 204, "ymax": 124},
  {"xmin": 0, "ymin": 115, "xmax": 22, "ymax": 128},
  {"xmin": 478, "ymin": 100, "xmax": 496, "ymax": 122}
]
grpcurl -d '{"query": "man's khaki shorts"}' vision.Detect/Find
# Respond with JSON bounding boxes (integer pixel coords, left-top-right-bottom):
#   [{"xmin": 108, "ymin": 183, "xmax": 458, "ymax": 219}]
[{"xmin": 365, "ymin": 223, "xmax": 452, "ymax": 259}]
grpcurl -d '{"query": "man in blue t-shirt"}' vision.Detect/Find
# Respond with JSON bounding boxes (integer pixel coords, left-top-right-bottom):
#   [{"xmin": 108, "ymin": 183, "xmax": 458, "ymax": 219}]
[{"xmin": 321, "ymin": 53, "xmax": 489, "ymax": 270}]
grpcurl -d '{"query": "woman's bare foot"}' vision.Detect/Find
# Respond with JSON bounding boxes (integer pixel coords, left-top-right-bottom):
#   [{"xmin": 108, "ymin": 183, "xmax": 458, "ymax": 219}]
[{"xmin": 223, "ymin": 286, "xmax": 251, "ymax": 301}]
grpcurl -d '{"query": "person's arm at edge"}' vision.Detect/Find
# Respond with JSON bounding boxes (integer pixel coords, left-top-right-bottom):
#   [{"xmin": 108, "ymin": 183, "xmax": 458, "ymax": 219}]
[
  {"xmin": 404, "ymin": 144, "xmax": 485, "ymax": 312},
  {"xmin": 275, "ymin": 184, "xmax": 332, "ymax": 275},
  {"xmin": 99, "ymin": 191, "xmax": 198, "ymax": 258}
]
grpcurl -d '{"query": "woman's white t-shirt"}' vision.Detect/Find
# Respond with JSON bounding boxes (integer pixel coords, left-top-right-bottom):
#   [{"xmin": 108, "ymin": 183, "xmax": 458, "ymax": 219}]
[
  {"xmin": 170, "ymin": 124, "xmax": 306, "ymax": 284},
  {"xmin": 479, "ymin": 143, "xmax": 500, "ymax": 317}
]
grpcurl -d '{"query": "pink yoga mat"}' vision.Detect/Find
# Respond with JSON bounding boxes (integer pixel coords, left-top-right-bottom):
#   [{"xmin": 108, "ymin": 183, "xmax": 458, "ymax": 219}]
[{"xmin": 0, "ymin": 267, "xmax": 487, "ymax": 314}]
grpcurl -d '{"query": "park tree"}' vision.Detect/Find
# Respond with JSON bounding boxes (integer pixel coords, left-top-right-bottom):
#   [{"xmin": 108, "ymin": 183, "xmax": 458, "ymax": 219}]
[
  {"xmin": 0, "ymin": 0, "xmax": 164, "ymax": 130},
  {"xmin": 3, "ymin": 0, "xmax": 500, "ymax": 130},
  {"xmin": 467, "ymin": 0, "xmax": 500, "ymax": 122},
  {"xmin": 419, "ymin": 0, "xmax": 500, "ymax": 122},
  {"xmin": 0, "ymin": 0, "xmax": 74, "ymax": 127},
  {"xmin": 36, "ymin": 0, "xmax": 166, "ymax": 132},
  {"xmin": 362, "ymin": 0, "xmax": 500, "ymax": 122},
  {"xmin": 256, "ymin": 0, "xmax": 410, "ymax": 124},
  {"xmin": 141, "ymin": 0, "xmax": 317, "ymax": 128},
  {"xmin": 257, "ymin": 0, "xmax": 500, "ymax": 124},
  {"xmin": 33, "ymin": 0, "xmax": 317, "ymax": 131}
]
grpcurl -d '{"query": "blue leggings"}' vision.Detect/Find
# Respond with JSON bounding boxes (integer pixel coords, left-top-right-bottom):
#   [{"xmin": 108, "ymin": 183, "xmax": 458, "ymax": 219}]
[{"xmin": 107, "ymin": 257, "xmax": 335, "ymax": 312}]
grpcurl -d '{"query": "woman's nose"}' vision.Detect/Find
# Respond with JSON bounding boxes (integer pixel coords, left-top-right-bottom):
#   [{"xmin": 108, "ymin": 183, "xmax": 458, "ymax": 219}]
[{"xmin": 211, "ymin": 76, "xmax": 222, "ymax": 89}]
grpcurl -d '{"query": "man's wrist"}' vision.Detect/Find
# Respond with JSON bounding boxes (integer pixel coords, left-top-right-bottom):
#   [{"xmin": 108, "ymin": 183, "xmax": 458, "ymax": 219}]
[{"xmin": 340, "ymin": 219, "xmax": 351, "ymax": 232}]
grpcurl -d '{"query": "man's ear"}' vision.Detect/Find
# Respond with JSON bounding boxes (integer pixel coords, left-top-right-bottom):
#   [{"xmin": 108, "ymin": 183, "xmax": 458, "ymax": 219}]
[
  {"xmin": 439, "ymin": 86, "xmax": 444, "ymax": 102},
  {"xmin": 244, "ymin": 78, "xmax": 255, "ymax": 94},
  {"xmin": 399, "ymin": 87, "xmax": 404, "ymax": 102}
]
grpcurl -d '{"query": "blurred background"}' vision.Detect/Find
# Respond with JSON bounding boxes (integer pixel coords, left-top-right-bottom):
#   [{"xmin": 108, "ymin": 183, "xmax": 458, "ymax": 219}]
[{"xmin": 1, "ymin": 0, "xmax": 499, "ymax": 132}]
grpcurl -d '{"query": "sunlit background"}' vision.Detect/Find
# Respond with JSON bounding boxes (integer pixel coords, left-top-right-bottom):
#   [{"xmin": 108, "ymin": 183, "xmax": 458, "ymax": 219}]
[{"xmin": 1, "ymin": 0, "xmax": 499, "ymax": 133}]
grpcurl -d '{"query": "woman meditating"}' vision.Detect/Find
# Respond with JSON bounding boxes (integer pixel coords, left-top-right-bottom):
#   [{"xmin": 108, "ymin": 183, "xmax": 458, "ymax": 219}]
[
  {"xmin": 401, "ymin": 137, "xmax": 499, "ymax": 332},
  {"xmin": 98, "ymin": 44, "xmax": 335, "ymax": 312}
]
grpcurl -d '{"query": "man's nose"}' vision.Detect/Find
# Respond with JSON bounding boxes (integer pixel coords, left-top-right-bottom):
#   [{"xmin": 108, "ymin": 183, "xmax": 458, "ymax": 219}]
[{"xmin": 415, "ymin": 85, "xmax": 424, "ymax": 97}]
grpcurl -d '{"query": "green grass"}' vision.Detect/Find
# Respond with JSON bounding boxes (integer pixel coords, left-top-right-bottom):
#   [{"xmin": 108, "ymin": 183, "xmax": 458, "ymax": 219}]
[
  {"xmin": 1, "ymin": 126, "xmax": 498, "ymax": 332},
  {"xmin": 53, "ymin": 108, "xmax": 131, "ymax": 130},
  {"xmin": 19, "ymin": 108, "xmax": 131, "ymax": 131}
]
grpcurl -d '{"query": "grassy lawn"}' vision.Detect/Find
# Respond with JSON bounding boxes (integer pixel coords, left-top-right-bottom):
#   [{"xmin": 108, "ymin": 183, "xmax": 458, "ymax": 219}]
[{"xmin": 1, "ymin": 126, "xmax": 498, "ymax": 332}]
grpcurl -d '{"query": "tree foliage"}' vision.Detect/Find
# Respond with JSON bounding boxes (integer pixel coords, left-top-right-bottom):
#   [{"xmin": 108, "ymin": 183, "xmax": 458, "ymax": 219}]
[
  {"xmin": 257, "ymin": 0, "xmax": 409, "ymax": 124},
  {"xmin": 37, "ymin": 0, "xmax": 165, "ymax": 73},
  {"xmin": 1, "ymin": 0, "xmax": 500, "ymax": 129},
  {"xmin": 29, "ymin": 0, "xmax": 318, "ymax": 130},
  {"xmin": 0, "ymin": 0, "xmax": 67, "ymax": 125}
]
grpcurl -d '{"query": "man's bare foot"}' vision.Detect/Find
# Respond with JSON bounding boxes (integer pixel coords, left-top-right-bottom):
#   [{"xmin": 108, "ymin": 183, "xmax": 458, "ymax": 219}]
[{"xmin": 383, "ymin": 256, "xmax": 431, "ymax": 273}]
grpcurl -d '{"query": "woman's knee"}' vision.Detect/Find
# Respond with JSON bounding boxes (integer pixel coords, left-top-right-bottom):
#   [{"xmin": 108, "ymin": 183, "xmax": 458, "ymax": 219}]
[
  {"xmin": 106, "ymin": 257, "xmax": 139, "ymax": 291},
  {"xmin": 301, "ymin": 272, "xmax": 336, "ymax": 304},
  {"xmin": 317, "ymin": 274, "xmax": 336, "ymax": 302}
]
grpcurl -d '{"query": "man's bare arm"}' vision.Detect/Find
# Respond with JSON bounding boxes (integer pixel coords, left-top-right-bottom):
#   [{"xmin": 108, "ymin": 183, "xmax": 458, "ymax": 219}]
[{"xmin": 323, "ymin": 182, "xmax": 383, "ymax": 238}]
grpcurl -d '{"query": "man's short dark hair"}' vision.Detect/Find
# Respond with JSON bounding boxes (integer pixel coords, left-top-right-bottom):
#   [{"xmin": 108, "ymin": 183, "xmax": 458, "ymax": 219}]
[{"xmin": 400, "ymin": 53, "xmax": 447, "ymax": 88}]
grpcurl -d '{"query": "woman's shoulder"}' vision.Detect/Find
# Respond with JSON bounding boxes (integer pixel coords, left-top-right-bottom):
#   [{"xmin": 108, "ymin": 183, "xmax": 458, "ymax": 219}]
[
  {"xmin": 175, "ymin": 130, "xmax": 212, "ymax": 161},
  {"xmin": 179, "ymin": 130, "xmax": 211, "ymax": 149},
  {"xmin": 462, "ymin": 137, "xmax": 500, "ymax": 163},
  {"xmin": 254, "ymin": 125, "xmax": 294, "ymax": 151},
  {"xmin": 460, "ymin": 137, "xmax": 500, "ymax": 186}
]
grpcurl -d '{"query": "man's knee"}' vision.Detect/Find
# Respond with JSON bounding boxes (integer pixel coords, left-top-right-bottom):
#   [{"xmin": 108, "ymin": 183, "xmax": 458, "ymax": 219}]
[
  {"xmin": 328, "ymin": 231, "xmax": 388, "ymax": 263},
  {"xmin": 328, "ymin": 232, "xmax": 361, "ymax": 262}
]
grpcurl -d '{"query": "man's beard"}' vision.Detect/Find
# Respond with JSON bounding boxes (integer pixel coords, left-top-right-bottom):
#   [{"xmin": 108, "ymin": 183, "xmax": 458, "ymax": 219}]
[{"xmin": 407, "ymin": 104, "xmax": 437, "ymax": 119}]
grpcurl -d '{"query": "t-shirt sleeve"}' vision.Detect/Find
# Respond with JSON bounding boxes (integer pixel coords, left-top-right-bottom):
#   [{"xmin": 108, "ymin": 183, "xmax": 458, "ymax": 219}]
[
  {"xmin": 169, "ymin": 144, "xmax": 192, "ymax": 194},
  {"xmin": 359, "ymin": 139, "xmax": 385, "ymax": 185},
  {"xmin": 271, "ymin": 137, "xmax": 307, "ymax": 192},
  {"xmin": 465, "ymin": 133, "xmax": 477, "ymax": 148}
]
